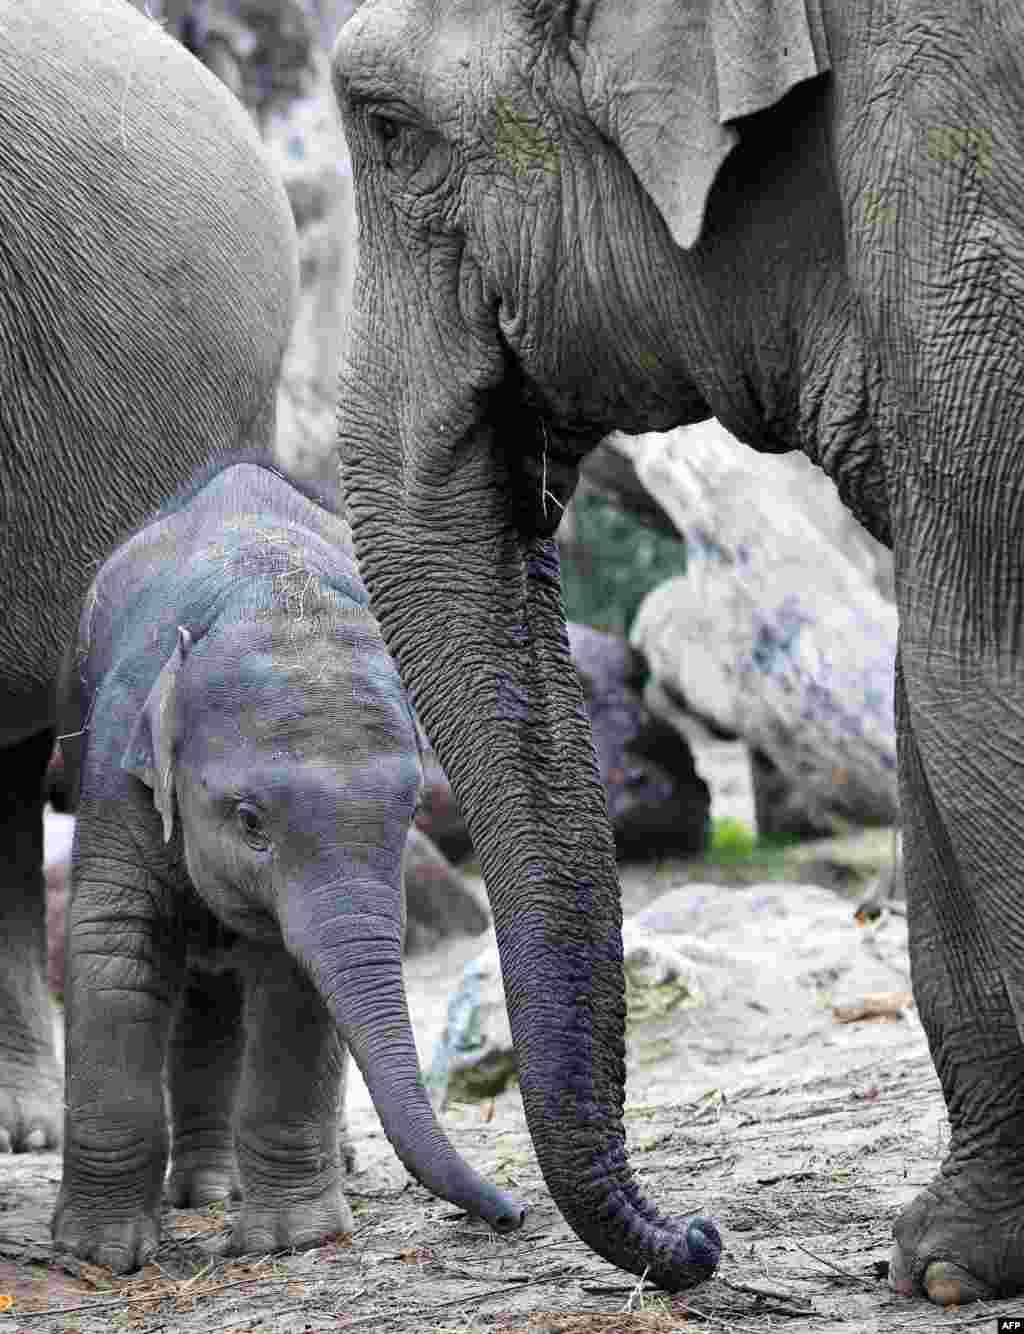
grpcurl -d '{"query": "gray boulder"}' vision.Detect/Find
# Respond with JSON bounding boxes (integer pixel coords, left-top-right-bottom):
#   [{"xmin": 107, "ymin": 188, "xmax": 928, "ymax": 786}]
[
  {"xmin": 626, "ymin": 423, "xmax": 899, "ymax": 833},
  {"xmin": 402, "ymin": 827, "xmax": 489, "ymax": 957},
  {"xmin": 568, "ymin": 623, "xmax": 710, "ymax": 858}
]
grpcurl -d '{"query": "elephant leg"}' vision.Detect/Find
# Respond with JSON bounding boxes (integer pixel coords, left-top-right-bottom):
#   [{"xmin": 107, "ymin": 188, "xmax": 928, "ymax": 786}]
[
  {"xmin": 166, "ymin": 967, "xmax": 245, "ymax": 1206},
  {"xmin": 230, "ymin": 952, "xmax": 353, "ymax": 1254},
  {"xmin": 52, "ymin": 864, "xmax": 182, "ymax": 1273},
  {"xmin": 889, "ymin": 654, "xmax": 1024, "ymax": 1304},
  {"xmin": 0, "ymin": 728, "xmax": 62, "ymax": 1152}
]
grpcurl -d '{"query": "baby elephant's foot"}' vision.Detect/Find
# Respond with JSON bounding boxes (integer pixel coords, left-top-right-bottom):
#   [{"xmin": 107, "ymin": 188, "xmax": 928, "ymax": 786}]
[
  {"xmin": 0, "ymin": 1056, "xmax": 62, "ymax": 1152},
  {"xmin": 891, "ymin": 1165, "xmax": 1024, "ymax": 1304},
  {"xmin": 228, "ymin": 1180, "xmax": 355, "ymax": 1256},
  {"xmin": 52, "ymin": 1190, "xmax": 160, "ymax": 1275}
]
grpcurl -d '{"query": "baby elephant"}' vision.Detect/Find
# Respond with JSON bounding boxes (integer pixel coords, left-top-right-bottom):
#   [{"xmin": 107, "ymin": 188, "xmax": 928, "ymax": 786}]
[{"xmin": 52, "ymin": 455, "xmax": 524, "ymax": 1273}]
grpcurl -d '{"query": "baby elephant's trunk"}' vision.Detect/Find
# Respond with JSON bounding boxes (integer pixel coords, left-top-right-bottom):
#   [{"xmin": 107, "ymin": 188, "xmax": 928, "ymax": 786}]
[{"xmin": 286, "ymin": 888, "xmax": 526, "ymax": 1234}]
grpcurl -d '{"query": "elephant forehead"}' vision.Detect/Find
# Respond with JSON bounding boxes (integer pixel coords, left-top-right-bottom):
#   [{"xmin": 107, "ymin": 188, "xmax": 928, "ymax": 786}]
[
  {"xmin": 184, "ymin": 615, "xmax": 409, "ymax": 742},
  {"xmin": 334, "ymin": 0, "xmax": 511, "ymax": 107}
]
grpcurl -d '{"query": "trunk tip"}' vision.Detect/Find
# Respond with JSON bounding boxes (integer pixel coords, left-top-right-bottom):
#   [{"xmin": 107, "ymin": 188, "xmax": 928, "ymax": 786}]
[
  {"xmin": 478, "ymin": 1187, "xmax": 528, "ymax": 1235},
  {"xmin": 687, "ymin": 1214, "xmax": 722, "ymax": 1269},
  {"xmin": 660, "ymin": 1214, "xmax": 722, "ymax": 1289}
]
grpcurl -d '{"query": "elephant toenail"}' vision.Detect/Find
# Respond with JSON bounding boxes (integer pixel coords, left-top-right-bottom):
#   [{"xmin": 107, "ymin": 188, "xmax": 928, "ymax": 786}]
[{"xmin": 924, "ymin": 1261, "xmax": 993, "ymax": 1306}]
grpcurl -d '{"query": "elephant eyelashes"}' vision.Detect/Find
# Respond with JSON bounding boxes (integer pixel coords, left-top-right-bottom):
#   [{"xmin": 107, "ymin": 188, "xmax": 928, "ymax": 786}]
[
  {"xmin": 235, "ymin": 803, "xmax": 270, "ymax": 852},
  {"xmin": 364, "ymin": 110, "xmax": 446, "ymax": 186},
  {"xmin": 369, "ymin": 113, "xmax": 415, "ymax": 168}
]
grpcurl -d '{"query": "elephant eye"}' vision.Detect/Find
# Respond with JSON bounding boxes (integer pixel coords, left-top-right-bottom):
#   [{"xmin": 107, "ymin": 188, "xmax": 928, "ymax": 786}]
[
  {"xmin": 369, "ymin": 112, "xmax": 410, "ymax": 165},
  {"xmin": 235, "ymin": 802, "xmax": 270, "ymax": 852},
  {"xmin": 366, "ymin": 110, "xmax": 439, "ymax": 179},
  {"xmin": 372, "ymin": 113, "xmax": 401, "ymax": 144}
]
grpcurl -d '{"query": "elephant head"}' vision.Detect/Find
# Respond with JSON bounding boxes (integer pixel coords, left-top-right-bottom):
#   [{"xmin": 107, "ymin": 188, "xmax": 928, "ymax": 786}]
[{"xmin": 331, "ymin": 0, "xmax": 833, "ymax": 1288}]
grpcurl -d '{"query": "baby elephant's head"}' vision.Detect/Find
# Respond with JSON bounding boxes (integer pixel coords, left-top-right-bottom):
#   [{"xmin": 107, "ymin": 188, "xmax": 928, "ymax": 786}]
[{"xmin": 122, "ymin": 590, "xmax": 422, "ymax": 945}]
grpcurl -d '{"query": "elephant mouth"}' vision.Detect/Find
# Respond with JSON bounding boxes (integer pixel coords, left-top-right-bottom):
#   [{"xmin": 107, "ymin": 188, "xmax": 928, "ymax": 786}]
[{"xmin": 486, "ymin": 370, "xmax": 604, "ymax": 540}]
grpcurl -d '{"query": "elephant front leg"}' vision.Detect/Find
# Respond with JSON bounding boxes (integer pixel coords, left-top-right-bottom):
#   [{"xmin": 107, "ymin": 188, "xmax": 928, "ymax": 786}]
[
  {"xmin": 230, "ymin": 953, "xmax": 353, "ymax": 1254},
  {"xmin": 52, "ymin": 866, "xmax": 181, "ymax": 1273},
  {"xmin": 889, "ymin": 654, "xmax": 1024, "ymax": 1304},
  {"xmin": 166, "ymin": 967, "xmax": 244, "ymax": 1207},
  {"xmin": 0, "ymin": 730, "xmax": 62, "ymax": 1152}
]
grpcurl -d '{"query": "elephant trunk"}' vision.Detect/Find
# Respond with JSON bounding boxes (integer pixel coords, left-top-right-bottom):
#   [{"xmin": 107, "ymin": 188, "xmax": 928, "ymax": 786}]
[
  {"xmin": 339, "ymin": 391, "xmax": 721, "ymax": 1289},
  {"xmin": 286, "ymin": 892, "xmax": 525, "ymax": 1234}
]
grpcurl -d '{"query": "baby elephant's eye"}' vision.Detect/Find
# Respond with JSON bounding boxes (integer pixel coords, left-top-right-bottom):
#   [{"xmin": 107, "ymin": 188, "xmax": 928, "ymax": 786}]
[{"xmin": 236, "ymin": 802, "xmax": 270, "ymax": 852}]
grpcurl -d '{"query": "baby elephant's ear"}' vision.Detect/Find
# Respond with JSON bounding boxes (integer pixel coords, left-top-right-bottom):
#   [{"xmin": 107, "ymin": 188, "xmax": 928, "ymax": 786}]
[{"xmin": 122, "ymin": 626, "xmax": 192, "ymax": 843}]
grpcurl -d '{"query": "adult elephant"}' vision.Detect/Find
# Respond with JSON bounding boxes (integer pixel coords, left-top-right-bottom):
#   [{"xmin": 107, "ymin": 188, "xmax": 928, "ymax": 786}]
[
  {"xmin": 331, "ymin": 0, "xmax": 1024, "ymax": 1308},
  {"xmin": 0, "ymin": 0, "xmax": 296, "ymax": 1152}
]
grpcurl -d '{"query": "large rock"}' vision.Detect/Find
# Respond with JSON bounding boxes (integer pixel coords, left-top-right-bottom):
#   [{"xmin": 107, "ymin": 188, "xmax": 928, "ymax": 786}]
[
  {"xmin": 426, "ymin": 921, "xmax": 706, "ymax": 1106},
  {"xmin": 402, "ymin": 827, "xmax": 489, "ymax": 956},
  {"xmin": 568, "ymin": 623, "xmax": 710, "ymax": 858},
  {"xmin": 625, "ymin": 423, "xmax": 899, "ymax": 832}
]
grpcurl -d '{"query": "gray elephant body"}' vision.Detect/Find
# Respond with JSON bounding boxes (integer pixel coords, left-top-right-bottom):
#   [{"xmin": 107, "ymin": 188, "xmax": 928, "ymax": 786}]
[
  {"xmin": 52, "ymin": 455, "xmax": 523, "ymax": 1272},
  {"xmin": 0, "ymin": 0, "xmax": 299, "ymax": 1157},
  {"xmin": 331, "ymin": 0, "xmax": 1024, "ymax": 1306}
]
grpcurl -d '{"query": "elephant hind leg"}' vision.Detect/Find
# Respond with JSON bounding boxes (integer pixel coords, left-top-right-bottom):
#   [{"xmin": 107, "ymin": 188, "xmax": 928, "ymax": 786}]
[
  {"xmin": 0, "ymin": 727, "xmax": 62, "ymax": 1152},
  {"xmin": 166, "ymin": 967, "xmax": 245, "ymax": 1206},
  {"xmin": 890, "ymin": 658, "xmax": 1024, "ymax": 1305}
]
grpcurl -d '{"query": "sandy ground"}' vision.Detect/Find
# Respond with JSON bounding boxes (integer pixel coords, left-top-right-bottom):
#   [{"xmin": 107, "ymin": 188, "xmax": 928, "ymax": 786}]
[{"xmin": 3, "ymin": 751, "xmax": 1022, "ymax": 1331}]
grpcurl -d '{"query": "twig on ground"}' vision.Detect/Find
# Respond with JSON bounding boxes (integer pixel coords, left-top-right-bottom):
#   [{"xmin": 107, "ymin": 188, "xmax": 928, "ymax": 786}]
[
  {"xmin": 622, "ymin": 1265, "xmax": 651, "ymax": 1312},
  {"xmin": 673, "ymin": 1301, "xmax": 772, "ymax": 1333},
  {"xmin": 786, "ymin": 1238, "xmax": 877, "ymax": 1288},
  {"xmin": 719, "ymin": 1275, "xmax": 813, "ymax": 1307}
]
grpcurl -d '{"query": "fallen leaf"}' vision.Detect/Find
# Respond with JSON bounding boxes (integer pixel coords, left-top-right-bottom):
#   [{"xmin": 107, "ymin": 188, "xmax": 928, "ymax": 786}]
[{"xmin": 397, "ymin": 1247, "xmax": 435, "ymax": 1265}]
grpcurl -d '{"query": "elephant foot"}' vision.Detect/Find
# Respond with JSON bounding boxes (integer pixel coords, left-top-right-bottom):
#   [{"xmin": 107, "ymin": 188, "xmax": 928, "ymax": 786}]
[
  {"xmin": 52, "ymin": 1191, "xmax": 161, "ymax": 1275},
  {"xmin": 228, "ymin": 1180, "xmax": 355, "ymax": 1256},
  {"xmin": 0, "ymin": 1052, "xmax": 62, "ymax": 1152},
  {"xmin": 890, "ymin": 1167, "xmax": 1024, "ymax": 1304},
  {"xmin": 166, "ymin": 1156, "xmax": 242, "ymax": 1206}
]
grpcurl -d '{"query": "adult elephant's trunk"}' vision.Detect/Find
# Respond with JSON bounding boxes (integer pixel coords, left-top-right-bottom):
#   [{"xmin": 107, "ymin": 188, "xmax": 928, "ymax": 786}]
[
  {"xmin": 338, "ymin": 351, "xmax": 721, "ymax": 1288},
  {"xmin": 285, "ymin": 890, "xmax": 525, "ymax": 1233}
]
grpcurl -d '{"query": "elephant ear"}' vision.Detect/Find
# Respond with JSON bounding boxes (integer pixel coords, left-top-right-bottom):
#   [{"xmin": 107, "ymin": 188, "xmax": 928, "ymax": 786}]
[
  {"xmin": 122, "ymin": 626, "xmax": 192, "ymax": 844},
  {"xmin": 580, "ymin": 0, "xmax": 830, "ymax": 249}
]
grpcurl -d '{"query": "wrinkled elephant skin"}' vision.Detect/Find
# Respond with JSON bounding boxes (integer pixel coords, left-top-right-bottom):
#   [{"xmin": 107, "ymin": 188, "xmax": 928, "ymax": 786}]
[
  {"xmin": 331, "ymin": 0, "xmax": 1024, "ymax": 1304},
  {"xmin": 51, "ymin": 456, "xmax": 525, "ymax": 1273},
  {"xmin": 0, "ymin": 0, "xmax": 298, "ymax": 1159}
]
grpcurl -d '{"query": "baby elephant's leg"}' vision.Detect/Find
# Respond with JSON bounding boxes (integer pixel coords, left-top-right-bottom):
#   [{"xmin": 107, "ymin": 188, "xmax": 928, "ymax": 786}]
[
  {"xmin": 231, "ymin": 953, "xmax": 353, "ymax": 1254},
  {"xmin": 166, "ymin": 968, "xmax": 244, "ymax": 1206}
]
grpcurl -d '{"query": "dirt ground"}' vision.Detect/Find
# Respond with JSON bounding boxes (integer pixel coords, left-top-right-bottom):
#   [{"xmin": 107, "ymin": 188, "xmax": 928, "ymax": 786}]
[{"xmin": 3, "ymin": 850, "xmax": 1024, "ymax": 1334}]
